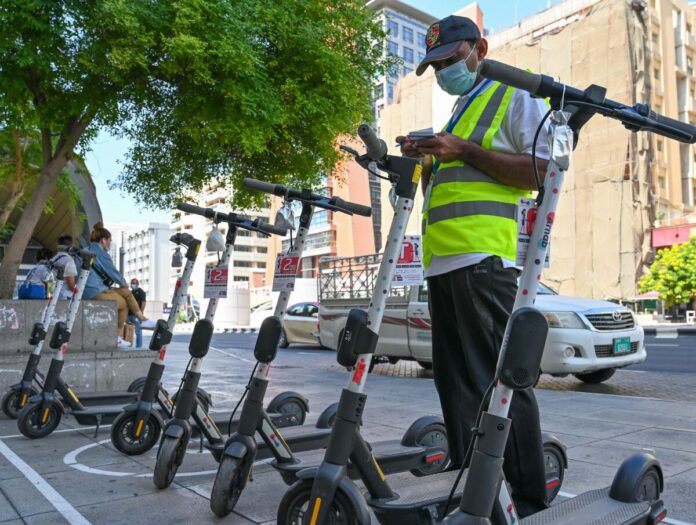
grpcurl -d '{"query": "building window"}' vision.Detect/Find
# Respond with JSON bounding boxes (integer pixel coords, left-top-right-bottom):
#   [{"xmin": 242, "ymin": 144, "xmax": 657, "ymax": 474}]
[
  {"xmin": 388, "ymin": 64, "xmax": 399, "ymax": 78},
  {"xmin": 657, "ymin": 139, "xmax": 664, "ymax": 152},
  {"xmin": 235, "ymin": 261, "xmax": 252, "ymax": 268},
  {"xmin": 403, "ymin": 27, "xmax": 413, "ymax": 43},
  {"xmin": 387, "ymin": 82, "xmax": 395, "ymax": 102},
  {"xmin": 387, "ymin": 19, "xmax": 398, "ymax": 38},
  {"xmin": 403, "ymin": 47, "xmax": 414, "ymax": 63},
  {"xmin": 652, "ymin": 32, "xmax": 659, "ymax": 44},
  {"xmin": 373, "ymin": 84, "xmax": 383, "ymax": 100},
  {"xmin": 233, "ymin": 276, "xmax": 249, "ymax": 282},
  {"xmin": 418, "ymin": 52, "xmax": 426, "ymax": 63},
  {"xmin": 387, "ymin": 40, "xmax": 398, "ymax": 56},
  {"xmin": 688, "ymin": 56, "xmax": 693, "ymax": 75},
  {"xmin": 417, "ymin": 32, "xmax": 427, "ymax": 49},
  {"xmin": 313, "ymin": 210, "xmax": 329, "ymax": 227},
  {"xmin": 256, "ymin": 247, "xmax": 268, "ymax": 254},
  {"xmin": 688, "ymin": 23, "xmax": 693, "ymax": 34},
  {"xmin": 404, "ymin": 66, "xmax": 413, "ymax": 75},
  {"xmin": 658, "ymin": 176, "xmax": 666, "ymax": 189},
  {"xmin": 256, "ymin": 262, "xmax": 266, "ymax": 269},
  {"xmin": 235, "ymin": 245, "xmax": 252, "ymax": 252},
  {"xmin": 653, "ymin": 68, "xmax": 660, "ymax": 80}
]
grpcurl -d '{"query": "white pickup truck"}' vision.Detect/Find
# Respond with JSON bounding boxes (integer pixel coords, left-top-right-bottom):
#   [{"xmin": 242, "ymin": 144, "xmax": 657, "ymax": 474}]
[{"xmin": 318, "ymin": 254, "xmax": 646, "ymax": 383}]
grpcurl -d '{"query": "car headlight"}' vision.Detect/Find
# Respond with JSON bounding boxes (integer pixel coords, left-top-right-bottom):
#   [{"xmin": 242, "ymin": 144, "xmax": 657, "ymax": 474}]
[{"xmin": 542, "ymin": 311, "xmax": 585, "ymax": 329}]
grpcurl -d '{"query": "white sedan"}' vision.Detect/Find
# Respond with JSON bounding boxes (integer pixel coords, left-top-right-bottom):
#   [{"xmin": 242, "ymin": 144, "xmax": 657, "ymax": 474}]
[{"xmin": 535, "ymin": 284, "xmax": 646, "ymax": 383}]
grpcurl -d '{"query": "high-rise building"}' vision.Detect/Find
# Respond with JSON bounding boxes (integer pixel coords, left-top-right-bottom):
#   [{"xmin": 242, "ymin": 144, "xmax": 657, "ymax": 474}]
[
  {"xmin": 378, "ymin": 0, "xmax": 696, "ymax": 300},
  {"xmin": 108, "ymin": 222, "xmax": 172, "ymax": 316}
]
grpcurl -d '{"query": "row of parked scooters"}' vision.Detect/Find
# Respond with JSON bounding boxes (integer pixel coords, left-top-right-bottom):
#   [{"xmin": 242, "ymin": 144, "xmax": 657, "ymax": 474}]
[{"xmin": 3, "ymin": 59, "xmax": 689, "ymax": 524}]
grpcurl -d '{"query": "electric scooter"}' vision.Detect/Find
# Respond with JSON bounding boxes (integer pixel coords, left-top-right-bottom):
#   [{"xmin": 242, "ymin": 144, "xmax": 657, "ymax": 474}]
[
  {"xmin": 208, "ymin": 178, "xmax": 452, "ymax": 517},
  {"xmin": 2, "ymin": 248, "xmax": 143, "ymax": 419},
  {"xmin": 152, "ymin": 206, "xmax": 294, "ymax": 488},
  {"xmin": 279, "ymin": 61, "xmax": 695, "ymax": 523}
]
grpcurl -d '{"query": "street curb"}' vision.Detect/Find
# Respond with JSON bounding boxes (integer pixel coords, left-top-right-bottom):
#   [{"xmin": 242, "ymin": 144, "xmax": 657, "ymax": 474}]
[{"xmin": 643, "ymin": 326, "xmax": 696, "ymax": 336}]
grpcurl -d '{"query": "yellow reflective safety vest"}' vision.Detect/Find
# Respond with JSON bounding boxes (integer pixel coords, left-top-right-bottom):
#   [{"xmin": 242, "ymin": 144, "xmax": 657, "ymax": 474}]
[{"xmin": 422, "ymin": 81, "xmax": 528, "ymax": 269}]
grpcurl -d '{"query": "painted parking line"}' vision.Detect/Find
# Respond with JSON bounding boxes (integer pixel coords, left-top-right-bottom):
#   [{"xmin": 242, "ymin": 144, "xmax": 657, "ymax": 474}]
[
  {"xmin": 209, "ymin": 345, "xmax": 254, "ymax": 364},
  {"xmin": 0, "ymin": 439, "xmax": 91, "ymax": 525},
  {"xmin": 557, "ymin": 491, "xmax": 694, "ymax": 525}
]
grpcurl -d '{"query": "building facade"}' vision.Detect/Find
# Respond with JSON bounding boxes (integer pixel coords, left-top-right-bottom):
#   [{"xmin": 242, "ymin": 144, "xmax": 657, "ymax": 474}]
[{"xmin": 379, "ymin": 0, "xmax": 696, "ymax": 300}]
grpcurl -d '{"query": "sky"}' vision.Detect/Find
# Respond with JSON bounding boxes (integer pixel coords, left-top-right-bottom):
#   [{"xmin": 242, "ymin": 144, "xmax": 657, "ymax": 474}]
[{"xmin": 84, "ymin": 0, "xmax": 561, "ymax": 226}]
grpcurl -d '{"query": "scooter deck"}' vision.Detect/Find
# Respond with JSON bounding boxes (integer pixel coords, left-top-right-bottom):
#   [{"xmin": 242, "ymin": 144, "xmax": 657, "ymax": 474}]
[
  {"xmin": 272, "ymin": 439, "xmax": 439, "ymax": 485},
  {"xmin": 205, "ymin": 424, "xmax": 332, "ymax": 462},
  {"xmin": 521, "ymin": 488, "xmax": 653, "ymax": 525},
  {"xmin": 70, "ymin": 404, "xmax": 130, "ymax": 425},
  {"xmin": 72, "ymin": 390, "xmax": 139, "ymax": 406},
  {"xmin": 369, "ymin": 469, "xmax": 462, "ymax": 525}
]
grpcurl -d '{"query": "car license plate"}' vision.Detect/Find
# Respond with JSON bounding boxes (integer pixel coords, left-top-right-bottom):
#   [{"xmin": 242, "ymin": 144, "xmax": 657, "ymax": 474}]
[{"xmin": 613, "ymin": 337, "xmax": 632, "ymax": 354}]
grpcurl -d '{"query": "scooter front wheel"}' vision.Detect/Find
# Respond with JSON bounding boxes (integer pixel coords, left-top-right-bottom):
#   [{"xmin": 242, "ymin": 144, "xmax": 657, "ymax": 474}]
[
  {"xmin": 110, "ymin": 411, "xmax": 161, "ymax": 456},
  {"xmin": 2, "ymin": 387, "xmax": 37, "ymax": 420},
  {"xmin": 210, "ymin": 456, "xmax": 246, "ymax": 517},
  {"xmin": 153, "ymin": 435, "xmax": 184, "ymax": 489},
  {"xmin": 277, "ymin": 478, "xmax": 358, "ymax": 525},
  {"xmin": 17, "ymin": 401, "xmax": 61, "ymax": 439}
]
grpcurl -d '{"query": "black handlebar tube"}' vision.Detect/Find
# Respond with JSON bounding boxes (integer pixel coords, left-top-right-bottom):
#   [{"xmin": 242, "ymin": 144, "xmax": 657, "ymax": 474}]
[
  {"xmin": 242, "ymin": 178, "xmax": 372, "ymax": 217},
  {"xmin": 175, "ymin": 202, "xmax": 287, "ymax": 237},
  {"xmin": 479, "ymin": 59, "xmax": 696, "ymax": 143}
]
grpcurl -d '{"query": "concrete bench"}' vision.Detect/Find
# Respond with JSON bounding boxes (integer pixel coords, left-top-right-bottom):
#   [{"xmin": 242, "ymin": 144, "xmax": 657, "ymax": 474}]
[{"xmin": 0, "ymin": 300, "xmax": 152, "ymax": 392}]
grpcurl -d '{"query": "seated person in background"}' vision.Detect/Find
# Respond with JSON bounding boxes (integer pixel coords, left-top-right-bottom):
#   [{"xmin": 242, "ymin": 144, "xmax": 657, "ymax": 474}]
[
  {"xmin": 18, "ymin": 248, "xmax": 54, "ymax": 299},
  {"xmin": 49, "ymin": 235, "xmax": 78, "ymax": 300},
  {"xmin": 127, "ymin": 278, "xmax": 147, "ymax": 349},
  {"xmin": 83, "ymin": 222, "xmax": 155, "ymax": 348}
]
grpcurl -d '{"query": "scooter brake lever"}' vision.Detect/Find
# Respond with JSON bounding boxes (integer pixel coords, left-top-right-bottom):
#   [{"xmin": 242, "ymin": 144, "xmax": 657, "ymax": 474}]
[{"xmin": 340, "ymin": 145, "xmax": 360, "ymax": 157}]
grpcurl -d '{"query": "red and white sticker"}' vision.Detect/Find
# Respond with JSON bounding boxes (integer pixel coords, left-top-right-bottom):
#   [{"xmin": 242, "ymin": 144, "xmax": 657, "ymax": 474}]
[
  {"xmin": 273, "ymin": 255, "xmax": 299, "ymax": 292},
  {"xmin": 393, "ymin": 235, "xmax": 423, "ymax": 286},
  {"xmin": 204, "ymin": 264, "xmax": 228, "ymax": 298}
]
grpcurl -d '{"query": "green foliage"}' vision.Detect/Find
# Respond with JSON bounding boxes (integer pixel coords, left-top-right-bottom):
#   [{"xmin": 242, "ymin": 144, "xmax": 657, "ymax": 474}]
[
  {"xmin": 1, "ymin": 0, "xmax": 389, "ymax": 211},
  {"xmin": 639, "ymin": 237, "xmax": 696, "ymax": 307}
]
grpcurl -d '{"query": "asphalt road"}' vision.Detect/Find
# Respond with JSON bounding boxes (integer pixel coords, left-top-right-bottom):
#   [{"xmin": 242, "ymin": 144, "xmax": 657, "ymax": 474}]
[{"xmin": 629, "ymin": 334, "xmax": 696, "ymax": 374}]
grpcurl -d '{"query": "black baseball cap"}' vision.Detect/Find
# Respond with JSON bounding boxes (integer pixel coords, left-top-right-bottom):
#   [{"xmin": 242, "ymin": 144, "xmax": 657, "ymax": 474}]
[{"xmin": 416, "ymin": 15, "xmax": 481, "ymax": 76}]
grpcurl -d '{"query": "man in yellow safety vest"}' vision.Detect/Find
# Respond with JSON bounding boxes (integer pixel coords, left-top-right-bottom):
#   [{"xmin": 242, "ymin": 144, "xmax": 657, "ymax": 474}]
[{"xmin": 397, "ymin": 15, "xmax": 550, "ymax": 516}]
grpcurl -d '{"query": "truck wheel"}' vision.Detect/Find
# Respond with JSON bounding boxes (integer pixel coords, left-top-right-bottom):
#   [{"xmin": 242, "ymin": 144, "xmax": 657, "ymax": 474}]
[
  {"xmin": 417, "ymin": 361, "xmax": 433, "ymax": 370},
  {"xmin": 574, "ymin": 368, "xmax": 615, "ymax": 384}
]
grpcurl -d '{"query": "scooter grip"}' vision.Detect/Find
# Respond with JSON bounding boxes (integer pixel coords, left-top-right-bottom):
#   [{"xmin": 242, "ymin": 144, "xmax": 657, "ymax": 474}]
[
  {"xmin": 332, "ymin": 197, "xmax": 372, "ymax": 217},
  {"xmin": 256, "ymin": 221, "xmax": 288, "ymax": 236},
  {"xmin": 176, "ymin": 202, "xmax": 212, "ymax": 218},
  {"xmin": 479, "ymin": 59, "xmax": 542, "ymax": 96},
  {"xmin": 358, "ymin": 123, "xmax": 387, "ymax": 161},
  {"xmin": 649, "ymin": 111, "xmax": 696, "ymax": 143},
  {"xmin": 243, "ymin": 178, "xmax": 285, "ymax": 196}
]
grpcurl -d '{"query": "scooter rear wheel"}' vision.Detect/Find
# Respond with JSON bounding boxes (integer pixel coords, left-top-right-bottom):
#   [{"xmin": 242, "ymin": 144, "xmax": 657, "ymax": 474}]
[
  {"xmin": 277, "ymin": 478, "xmax": 357, "ymax": 525},
  {"xmin": 153, "ymin": 435, "xmax": 184, "ymax": 489},
  {"xmin": 2, "ymin": 387, "xmax": 37, "ymax": 420},
  {"xmin": 17, "ymin": 401, "xmax": 61, "ymax": 439},
  {"xmin": 210, "ymin": 456, "xmax": 245, "ymax": 517},
  {"xmin": 110, "ymin": 411, "xmax": 161, "ymax": 456}
]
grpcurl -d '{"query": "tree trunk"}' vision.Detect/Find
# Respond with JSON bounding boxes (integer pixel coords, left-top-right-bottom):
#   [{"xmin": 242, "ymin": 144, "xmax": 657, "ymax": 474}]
[
  {"xmin": 0, "ymin": 182, "xmax": 25, "ymax": 230},
  {"xmin": 0, "ymin": 162, "xmax": 65, "ymax": 298}
]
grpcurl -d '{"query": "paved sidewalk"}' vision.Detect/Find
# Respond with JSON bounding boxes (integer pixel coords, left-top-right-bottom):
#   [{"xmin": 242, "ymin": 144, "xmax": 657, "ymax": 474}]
[{"xmin": 0, "ymin": 338, "xmax": 694, "ymax": 524}]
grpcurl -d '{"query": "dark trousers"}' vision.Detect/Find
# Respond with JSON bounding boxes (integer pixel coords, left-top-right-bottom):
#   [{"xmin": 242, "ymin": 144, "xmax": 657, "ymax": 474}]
[{"xmin": 427, "ymin": 256, "xmax": 548, "ymax": 516}]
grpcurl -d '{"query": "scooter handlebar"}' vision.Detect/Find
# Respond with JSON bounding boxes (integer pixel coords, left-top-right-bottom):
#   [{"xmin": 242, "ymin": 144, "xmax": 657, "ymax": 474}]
[
  {"xmin": 243, "ymin": 178, "xmax": 284, "ymax": 196},
  {"xmin": 255, "ymin": 221, "xmax": 288, "ymax": 236},
  {"xmin": 332, "ymin": 196, "xmax": 372, "ymax": 217},
  {"xmin": 358, "ymin": 123, "xmax": 388, "ymax": 161},
  {"xmin": 478, "ymin": 60, "xmax": 542, "ymax": 96},
  {"xmin": 176, "ymin": 202, "xmax": 213, "ymax": 218}
]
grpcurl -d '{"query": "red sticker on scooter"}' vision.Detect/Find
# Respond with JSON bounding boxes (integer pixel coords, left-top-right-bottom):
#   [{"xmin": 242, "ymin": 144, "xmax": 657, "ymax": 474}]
[{"xmin": 352, "ymin": 358, "xmax": 367, "ymax": 384}]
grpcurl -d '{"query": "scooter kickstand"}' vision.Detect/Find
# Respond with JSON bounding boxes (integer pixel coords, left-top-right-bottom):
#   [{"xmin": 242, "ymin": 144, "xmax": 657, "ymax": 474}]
[
  {"xmin": 199, "ymin": 433, "xmax": 203, "ymax": 453},
  {"xmin": 94, "ymin": 414, "xmax": 102, "ymax": 438}
]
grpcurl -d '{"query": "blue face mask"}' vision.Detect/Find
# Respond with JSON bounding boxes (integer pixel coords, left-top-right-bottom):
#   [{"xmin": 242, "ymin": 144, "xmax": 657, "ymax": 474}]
[{"xmin": 435, "ymin": 46, "xmax": 478, "ymax": 96}]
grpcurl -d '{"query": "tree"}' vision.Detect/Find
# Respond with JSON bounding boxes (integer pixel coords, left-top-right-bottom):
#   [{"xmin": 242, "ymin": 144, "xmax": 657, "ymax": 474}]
[
  {"xmin": 639, "ymin": 237, "xmax": 696, "ymax": 310},
  {"xmin": 0, "ymin": 0, "xmax": 388, "ymax": 298}
]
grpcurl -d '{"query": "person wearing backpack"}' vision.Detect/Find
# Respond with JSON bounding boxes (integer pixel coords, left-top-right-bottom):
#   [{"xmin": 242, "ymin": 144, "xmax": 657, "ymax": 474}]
[
  {"xmin": 48, "ymin": 235, "xmax": 79, "ymax": 300},
  {"xmin": 82, "ymin": 223, "xmax": 155, "ymax": 347},
  {"xmin": 18, "ymin": 249, "xmax": 54, "ymax": 300}
]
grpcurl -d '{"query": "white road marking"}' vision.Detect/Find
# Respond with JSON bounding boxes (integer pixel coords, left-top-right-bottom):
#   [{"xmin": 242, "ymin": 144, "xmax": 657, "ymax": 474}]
[
  {"xmin": 210, "ymin": 345, "xmax": 254, "ymax": 363},
  {"xmin": 1, "ymin": 424, "xmax": 110, "ymax": 440},
  {"xmin": 557, "ymin": 490, "xmax": 693, "ymax": 525},
  {"xmin": 647, "ymin": 343, "xmax": 680, "ymax": 347},
  {"xmin": 0, "ymin": 439, "xmax": 91, "ymax": 525}
]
